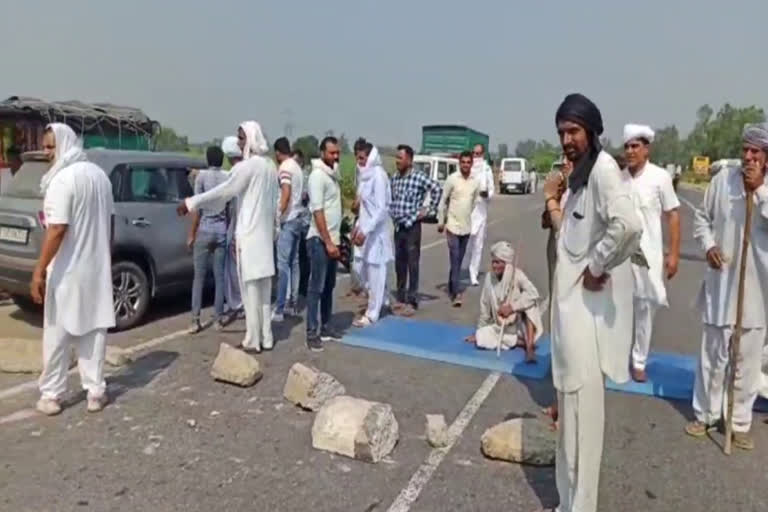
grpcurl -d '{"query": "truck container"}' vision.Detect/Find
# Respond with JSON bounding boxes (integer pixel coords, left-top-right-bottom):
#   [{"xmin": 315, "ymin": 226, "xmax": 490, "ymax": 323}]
[{"xmin": 420, "ymin": 125, "xmax": 490, "ymax": 160}]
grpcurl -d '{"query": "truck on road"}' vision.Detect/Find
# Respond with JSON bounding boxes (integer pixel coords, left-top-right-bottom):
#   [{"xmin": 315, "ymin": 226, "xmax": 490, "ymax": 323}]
[{"xmin": 420, "ymin": 125, "xmax": 490, "ymax": 160}]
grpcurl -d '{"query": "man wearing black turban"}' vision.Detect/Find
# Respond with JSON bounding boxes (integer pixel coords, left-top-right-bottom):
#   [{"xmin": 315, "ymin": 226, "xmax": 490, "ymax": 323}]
[{"xmin": 541, "ymin": 94, "xmax": 643, "ymax": 512}]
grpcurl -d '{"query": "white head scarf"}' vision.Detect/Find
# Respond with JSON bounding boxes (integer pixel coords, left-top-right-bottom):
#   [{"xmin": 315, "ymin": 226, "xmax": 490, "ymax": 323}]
[
  {"xmin": 221, "ymin": 136, "xmax": 241, "ymax": 158},
  {"xmin": 358, "ymin": 146, "xmax": 383, "ymax": 184},
  {"xmin": 623, "ymin": 124, "xmax": 655, "ymax": 144},
  {"xmin": 239, "ymin": 121, "xmax": 268, "ymax": 159},
  {"xmin": 743, "ymin": 123, "xmax": 768, "ymax": 153},
  {"xmin": 40, "ymin": 123, "xmax": 87, "ymax": 194},
  {"xmin": 486, "ymin": 241, "xmax": 517, "ymax": 319}
]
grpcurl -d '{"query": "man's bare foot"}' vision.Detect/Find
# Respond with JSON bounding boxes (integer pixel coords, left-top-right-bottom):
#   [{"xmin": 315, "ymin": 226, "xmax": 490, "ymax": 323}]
[
  {"xmin": 525, "ymin": 350, "xmax": 537, "ymax": 364},
  {"xmin": 631, "ymin": 367, "xmax": 648, "ymax": 383},
  {"xmin": 464, "ymin": 334, "xmax": 476, "ymax": 344},
  {"xmin": 542, "ymin": 405, "xmax": 558, "ymax": 422}
]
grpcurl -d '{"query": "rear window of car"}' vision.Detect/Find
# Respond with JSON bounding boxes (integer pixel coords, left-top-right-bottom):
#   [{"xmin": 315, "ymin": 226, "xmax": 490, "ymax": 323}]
[
  {"xmin": 3, "ymin": 161, "xmax": 50, "ymax": 199},
  {"xmin": 503, "ymin": 160, "xmax": 522, "ymax": 172},
  {"xmin": 413, "ymin": 162, "xmax": 431, "ymax": 176}
]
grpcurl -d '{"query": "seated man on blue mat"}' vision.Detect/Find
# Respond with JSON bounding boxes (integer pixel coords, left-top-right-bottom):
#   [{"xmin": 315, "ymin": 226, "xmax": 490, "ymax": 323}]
[{"xmin": 464, "ymin": 241, "xmax": 543, "ymax": 363}]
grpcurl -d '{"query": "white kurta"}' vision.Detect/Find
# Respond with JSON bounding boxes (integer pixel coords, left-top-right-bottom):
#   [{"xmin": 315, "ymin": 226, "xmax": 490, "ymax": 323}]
[
  {"xmin": 39, "ymin": 160, "xmax": 115, "ymax": 400},
  {"xmin": 552, "ymin": 151, "xmax": 642, "ymax": 392},
  {"xmin": 465, "ymin": 159, "xmax": 494, "ymax": 282},
  {"xmin": 186, "ymin": 155, "xmax": 279, "ymax": 283},
  {"xmin": 629, "ymin": 162, "xmax": 680, "ymax": 306},
  {"xmin": 693, "ymin": 167, "xmax": 768, "ymax": 330}
]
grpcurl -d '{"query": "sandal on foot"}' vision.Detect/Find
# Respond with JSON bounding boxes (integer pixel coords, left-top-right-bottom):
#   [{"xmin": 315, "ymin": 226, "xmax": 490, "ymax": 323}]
[{"xmin": 685, "ymin": 420, "xmax": 715, "ymax": 438}]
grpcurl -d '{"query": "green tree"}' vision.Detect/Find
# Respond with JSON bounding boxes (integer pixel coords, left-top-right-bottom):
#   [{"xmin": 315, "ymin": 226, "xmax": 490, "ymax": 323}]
[
  {"xmin": 155, "ymin": 126, "xmax": 189, "ymax": 152},
  {"xmin": 514, "ymin": 139, "xmax": 537, "ymax": 159},
  {"xmin": 292, "ymin": 135, "xmax": 320, "ymax": 161},
  {"xmin": 650, "ymin": 125, "xmax": 682, "ymax": 165},
  {"xmin": 497, "ymin": 143, "xmax": 509, "ymax": 160}
]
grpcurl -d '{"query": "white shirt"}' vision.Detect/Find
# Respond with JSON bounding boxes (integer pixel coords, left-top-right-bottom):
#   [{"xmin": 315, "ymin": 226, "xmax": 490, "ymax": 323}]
[
  {"xmin": 629, "ymin": 162, "xmax": 680, "ymax": 306},
  {"xmin": 278, "ymin": 158, "xmax": 306, "ymax": 223},
  {"xmin": 551, "ymin": 151, "xmax": 643, "ymax": 392},
  {"xmin": 43, "ymin": 161, "xmax": 115, "ymax": 335},
  {"xmin": 307, "ymin": 159, "xmax": 342, "ymax": 245},
  {"xmin": 187, "ymin": 155, "xmax": 278, "ymax": 282},
  {"xmin": 469, "ymin": 159, "xmax": 494, "ymax": 233},
  {"xmin": 693, "ymin": 166, "xmax": 768, "ymax": 328}
]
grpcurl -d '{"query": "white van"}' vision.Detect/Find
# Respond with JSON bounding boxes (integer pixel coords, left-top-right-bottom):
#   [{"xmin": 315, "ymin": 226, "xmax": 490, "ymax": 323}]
[
  {"xmin": 413, "ymin": 155, "xmax": 459, "ymax": 184},
  {"xmin": 499, "ymin": 157, "xmax": 532, "ymax": 194}
]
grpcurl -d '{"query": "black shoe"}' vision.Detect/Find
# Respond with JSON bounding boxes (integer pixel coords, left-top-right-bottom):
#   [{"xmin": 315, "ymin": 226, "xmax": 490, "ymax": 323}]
[
  {"xmin": 307, "ymin": 335, "xmax": 324, "ymax": 352},
  {"xmin": 320, "ymin": 326, "xmax": 343, "ymax": 342}
]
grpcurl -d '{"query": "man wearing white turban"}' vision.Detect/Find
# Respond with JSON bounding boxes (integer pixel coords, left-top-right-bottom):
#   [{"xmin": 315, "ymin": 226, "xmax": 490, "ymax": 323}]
[
  {"xmin": 32, "ymin": 123, "xmax": 115, "ymax": 415},
  {"xmin": 622, "ymin": 124, "xmax": 681, "ymax": 383},
  {"xmin": 351, "ymin": 141, "xmax": 394, "ymax": 327},
  {"xmin": 688, "ymin": 123, "xmax": 768, "ymax": 450},
  {"xmin": 464, "ymin": 144, "xmax": 495, "ymax": 286},
  {"xmin": 178, "ymin": 121, "xmax": 278, "ymax": 352},
  {"xmin": 465, "ymin": 241, "xmax": 543, "ymax": 362}
]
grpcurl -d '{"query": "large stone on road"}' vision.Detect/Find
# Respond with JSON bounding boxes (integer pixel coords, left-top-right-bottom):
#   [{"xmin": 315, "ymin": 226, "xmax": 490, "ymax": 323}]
[
  {"xmin": 425, "ymin": 414, "xmax": 448, "ymax": 448},
  {"xmin": 311, "ymin": 395, "xmax": 399, "ymax": 463},
  {"xmin": 210, "ymin": 343, "xmax": 262, "ymax": 387},
  {"xmin": 0, "ymin": 337, "xmax": 74, "ymax": 374},
  {"xmin": 105, "ymin": 345, "xmax": 132, "ymax": 367},
  {"xmin": 481, "ymin": 417, "xmax": 555, "ymax": 466},
  {"xmin": 283, "ymin": 362, "xmax": 346, "ymax": 411}
]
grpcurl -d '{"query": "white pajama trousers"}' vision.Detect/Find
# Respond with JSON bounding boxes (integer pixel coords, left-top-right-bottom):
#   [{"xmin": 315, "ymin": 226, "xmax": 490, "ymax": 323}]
[
  {"xmin": 361, "ymin": 262, "xmax": 388, "ymax": 322},
  {"xmin": 464, "ymin": 227, "xmax": 486, "ymax": 284},
  {"xmin": 556, "ymin": 341, "xmax": 604, "ymax": 512},
  {"xmin": 693, "ymin": 324, "xmax": 763, "ymax": 432},
  {"xmin": 631, "ymin": 298, "xmax": 658, "ymax": 370},
  {"xmin": 241, "ymin": 277, "xmax": 273, "ymax": 350},
  {"xmin": 39, "ymin": 325, "xmax": 107, "ymax": 400}
]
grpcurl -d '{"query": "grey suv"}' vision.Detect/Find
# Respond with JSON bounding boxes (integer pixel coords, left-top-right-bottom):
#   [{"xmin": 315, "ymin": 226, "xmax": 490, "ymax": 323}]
[{"xmin": 0, "ymin": 150, "xmax": 206, "ymax": 330}]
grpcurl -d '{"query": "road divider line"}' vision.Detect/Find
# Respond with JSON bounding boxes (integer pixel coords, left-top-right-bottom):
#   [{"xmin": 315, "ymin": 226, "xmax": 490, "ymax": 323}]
[{"xmin": 386, "ymin": 371, "xmax": 501, "ymax": 512}]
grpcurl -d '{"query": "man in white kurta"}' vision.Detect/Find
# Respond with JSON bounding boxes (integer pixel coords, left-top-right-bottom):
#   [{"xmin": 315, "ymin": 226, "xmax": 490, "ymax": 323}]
[
  {"xmin": 687, "ymin": 124, "xmax": 768, "ymax": 450},
  {"xmin": 545, "ymin": 94, "xmax": 642, "ymax": 512},
  {"xmin": 179, "ymin": 121, "xmax": 278, "ymax": 352},
  {"xmin": 622, "ymin": 124, "xmax": 681, "ymax": 382},
  {"xmin": 466, "ymin": 241, "xmax": 543, "ymax": 362},
  {"xmin": 32, "ymin": 123, "xmax": 115, "ymax": 416},
  {"xmin": 464, "ymin": 144, "xmax": 495, "ymax": 286},
  {"xmin": 352, "ymin": 145, "xmax": 394, "ymax": 327}
]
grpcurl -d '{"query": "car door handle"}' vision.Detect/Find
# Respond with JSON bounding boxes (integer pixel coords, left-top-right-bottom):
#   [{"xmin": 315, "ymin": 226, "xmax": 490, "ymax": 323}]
[{"xmin": 131, "ymin": 218, "xmax": 152, "ymax": 227}]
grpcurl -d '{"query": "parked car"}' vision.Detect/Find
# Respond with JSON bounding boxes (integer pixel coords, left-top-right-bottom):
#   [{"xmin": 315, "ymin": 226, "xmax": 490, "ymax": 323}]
[
  {"xmin": 413, "ymin": 155, "xmax": 459, "ymax": 185},
  {"xmin": 499, "ymin": 157, "xmax": 533, "ymax": 194},
  {"xmin": 0, "ymin": 150, "xmax": 206, "ymax": 330}
]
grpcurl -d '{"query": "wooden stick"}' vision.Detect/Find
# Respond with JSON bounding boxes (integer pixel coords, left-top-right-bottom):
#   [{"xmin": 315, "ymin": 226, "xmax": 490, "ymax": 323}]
[{"xmin": 724, "ymin": 189, "xmax": 754, "ymax": 455}]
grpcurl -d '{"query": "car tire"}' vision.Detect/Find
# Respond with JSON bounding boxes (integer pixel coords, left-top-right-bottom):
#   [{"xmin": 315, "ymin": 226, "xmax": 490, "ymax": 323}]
[
  {"xmin": 112, "ymin": 260, "xmax": 150, "ymax": 331},
  {"xmin": 11, "ymin": 294, "xmax": 42, "ymax": 314}
]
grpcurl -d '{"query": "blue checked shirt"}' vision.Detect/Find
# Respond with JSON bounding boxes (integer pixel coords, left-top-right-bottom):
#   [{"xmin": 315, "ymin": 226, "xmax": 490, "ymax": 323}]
[{"xmin": 390, "ymin": 168, "xmax": 442, "ymax": 229}]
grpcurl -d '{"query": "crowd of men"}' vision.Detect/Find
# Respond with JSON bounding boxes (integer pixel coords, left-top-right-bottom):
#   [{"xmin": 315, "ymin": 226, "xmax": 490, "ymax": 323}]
[{"xmin": 23, "ymin": 93, "xmax": 768, "ymax": 511}]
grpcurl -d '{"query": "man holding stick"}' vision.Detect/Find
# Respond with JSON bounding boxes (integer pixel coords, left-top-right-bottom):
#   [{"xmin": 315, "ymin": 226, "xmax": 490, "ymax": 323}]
[{"xmin": 688, "ymin": 123, "xmax": 768, "ymax": 451}]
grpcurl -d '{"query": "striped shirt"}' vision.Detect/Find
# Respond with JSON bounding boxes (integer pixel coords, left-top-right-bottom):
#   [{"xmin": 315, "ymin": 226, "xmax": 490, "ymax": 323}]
[{"xmin": 390, "ymin": 168, "xmax": 442, "ymax": 229}]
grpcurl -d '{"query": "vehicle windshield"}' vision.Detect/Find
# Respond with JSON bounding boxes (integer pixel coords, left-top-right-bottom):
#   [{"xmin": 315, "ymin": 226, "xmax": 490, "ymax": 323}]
[
  {"xmin": 503, "ymin": 160, "xmax": 522, "ymax": 172},
  {"xmin": 3, "ymin": 161, "xmax": 50, "ymax": 199},
  {"xmin": 413, "ymin": 162, "xmax": 431, "ymax": 175}
]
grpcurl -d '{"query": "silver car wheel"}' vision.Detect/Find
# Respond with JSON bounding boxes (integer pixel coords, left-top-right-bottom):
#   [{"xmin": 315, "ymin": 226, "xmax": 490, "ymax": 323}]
[{"xmin": 113, "ymin": 271, "xmax": 142, "ymax": 321}]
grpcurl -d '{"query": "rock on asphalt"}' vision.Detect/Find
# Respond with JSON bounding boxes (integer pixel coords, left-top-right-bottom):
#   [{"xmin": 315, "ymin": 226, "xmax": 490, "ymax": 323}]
[
  {"xmin": 283, "ymin": 362, "xmax": 346, "ymax": 411},
  {"xmin": 311, "ymin": 395, "xmax": 399, "ymax": 463},
  {"xmin": 481, "ymin": 417, "xmax": 556, "ymax": 466},
  {"xmin": 210, "ymin": 343, "xmax": 262, "ymax": 387}
]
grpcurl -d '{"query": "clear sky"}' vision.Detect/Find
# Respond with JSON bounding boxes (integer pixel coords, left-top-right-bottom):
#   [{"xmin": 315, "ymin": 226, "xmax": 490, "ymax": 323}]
[{"xmin": 2, "ymin": 0, "xmax": 766, "ymax": 150}]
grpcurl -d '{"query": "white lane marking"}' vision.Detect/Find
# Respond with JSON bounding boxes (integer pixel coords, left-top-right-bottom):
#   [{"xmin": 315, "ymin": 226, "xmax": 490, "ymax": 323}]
[
  {"xmin": 0, "ymin": 328, "xmax": 188, "ymax": 403},
  {"xmin": 678, "ymin": 195, "xmax": 698, "ymax": 212},
  {"xmin": 0, "ymin": 408, "xmax": 38, "ymax": 425},
  {"xmin": 387, "ymin": 371, "xmax": 501, "ymax": 512}
]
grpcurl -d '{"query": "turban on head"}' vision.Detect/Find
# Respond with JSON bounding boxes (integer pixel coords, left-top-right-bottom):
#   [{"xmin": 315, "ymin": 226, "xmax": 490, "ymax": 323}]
[
  {"xmin": 555, "ymin": 93, "xmax": 604, "ymax": 193},
  {"xmin": 40, "ymin": 122, "xmax": 87, "ymax": 194},
  {"xmin": 743, "ymin": 123, "xmax": 768, "ymax": 153},
  {"xmin": 221, "ymin": 136, "xmax": 241, "ymax": 158},
  {"xmin": 623, "ymin": 124, "xmax": 655, "ymax": 145},
  {"xmin": 239, "ymin": 121, "xmax": 269, "ymax": 159},
  {"xmin": 490, "ymin": 241, "xmax": 515, "ymax": 264}
]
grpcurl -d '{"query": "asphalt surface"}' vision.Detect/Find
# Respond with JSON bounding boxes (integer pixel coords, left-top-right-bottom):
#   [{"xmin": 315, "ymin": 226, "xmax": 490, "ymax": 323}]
[{"xmin": 1, "ymin": 185, "xmax": 767, "ymax": 512}]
